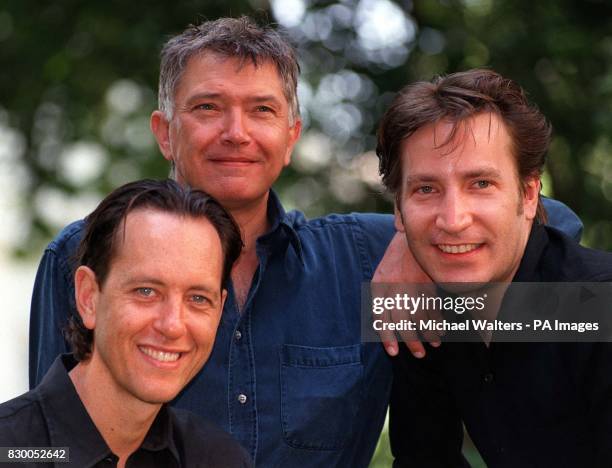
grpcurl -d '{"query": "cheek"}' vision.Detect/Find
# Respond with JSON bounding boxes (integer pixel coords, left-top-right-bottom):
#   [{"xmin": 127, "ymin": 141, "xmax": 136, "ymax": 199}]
[
  {"xmin": 190, "ymin": 316, "xmax": 222, "ymax": 346},
  {"xmin": 106, "ymin": 307, "xmax": 151, "ymax": 340},
  {"xmin": 402, "ymin": 206, "xmax": 431, "ymax": 238},
  {"xmin": 259, "ymin": 125, "xmax": 290, "ymax": 151}
]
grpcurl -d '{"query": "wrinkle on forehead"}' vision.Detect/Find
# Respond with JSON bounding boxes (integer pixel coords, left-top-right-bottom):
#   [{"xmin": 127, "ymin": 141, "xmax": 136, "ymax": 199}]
[{"xmin": 432, "ymin": 112, "xmax": 502, "ymax": 157}]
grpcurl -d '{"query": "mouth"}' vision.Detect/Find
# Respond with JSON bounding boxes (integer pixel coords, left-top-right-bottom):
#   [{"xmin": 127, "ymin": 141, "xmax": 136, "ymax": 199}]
[
  {"xmin": 138, "ymin": 345, "xmax": 182, "ymax": 363},
  {"xmin": 436, "ymin": 243, "xmax": 483, "ymax": 254},
  {"xmin": 208, "ymin": 157, "xmax": 258, "ymax": 166}
]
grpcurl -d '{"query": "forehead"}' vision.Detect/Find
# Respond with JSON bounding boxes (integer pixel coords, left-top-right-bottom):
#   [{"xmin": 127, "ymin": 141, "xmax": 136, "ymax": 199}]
[
  {"xmin": 108, "ymin": 208, "xmax": 224, "ymax": 283},
  {"xmin": 175, "ymin": 52, "xmax": 287, "ymax": 102},
  {"xmin": 400, "ymin": 113, "xmax": 517, "ymax": 176}
]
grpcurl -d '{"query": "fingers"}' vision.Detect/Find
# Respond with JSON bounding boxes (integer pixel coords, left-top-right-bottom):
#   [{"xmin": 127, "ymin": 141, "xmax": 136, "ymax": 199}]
[
  {"xmin": 382, "ymin": 337, "xmax": 399, "ymax": 357},
  {"xmin": 405, "ymin": 340, "xmax": 426, "ymax": 358}
]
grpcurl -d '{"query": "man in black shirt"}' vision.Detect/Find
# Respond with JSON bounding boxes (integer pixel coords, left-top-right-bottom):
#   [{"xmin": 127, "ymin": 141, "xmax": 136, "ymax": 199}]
[
  {"xmin": 0, "ymin": 180, "xmax": 250, "ymax": 468},
  {"xmin": 376, "ymin": 69, "xmax": 612, "ymax": 467}
]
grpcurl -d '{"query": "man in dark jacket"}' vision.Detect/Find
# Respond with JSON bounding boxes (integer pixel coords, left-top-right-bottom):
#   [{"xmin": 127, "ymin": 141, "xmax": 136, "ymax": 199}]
[
  {"xmin": 377, "ymin": 69, "xmax": 612, "ymax": 468},
  {"xmin": 1, "ymin": 180, "xmax": 249, "ymax": 467}
]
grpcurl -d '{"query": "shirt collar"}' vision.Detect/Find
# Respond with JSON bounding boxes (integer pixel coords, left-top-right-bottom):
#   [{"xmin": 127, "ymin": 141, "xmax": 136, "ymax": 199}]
[
  {"xmin": 36, "ymin": 354, "xmax": 181, "ymax": 467},
  {"xmin": 37, "ymin": 355, "xmax": 113, "ymax": 467},
  {"xmin": 139, "ymin": 405, "xmax": 181, "ymax": 462},
  {"xmin": 512, "ymin": 223, "xmax": 549, "ymax": 282},
  {"xmin": 259, "ymin": 189, "xmax": 304, "ymax": 263}
]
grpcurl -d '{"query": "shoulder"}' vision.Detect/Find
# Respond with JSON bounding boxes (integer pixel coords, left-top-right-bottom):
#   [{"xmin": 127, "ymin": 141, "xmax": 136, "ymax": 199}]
[
  {"xmin": 0, "ymin": 390, "xmax": 46, "ymax": 444},
  {"xmin": 542, "ymin": 197, "xmax": 583, "ymax": 241},
  {"xmin": 170, "ymin": 409, "xmax": 251, "ymax": 467},
  {"xmin": 289, "ymin": 210, "xmax": 393, "ymax": 230},
  {"xmin": 35, "ymin": 219, "xmax": 85, "ymax": 289},
  {"xmin": 45, "ymin": 219, "xmax": 85, "ymax": 256},
  {"xmin": 288, "ymin": 210, "xmax": 394, "ymax": 243},
  {"xmin": 288, "ymin": 211, "xmax": 395, "ymax": 268},
  {"xmin": 543, "ymin": 227, "xmax": 612, "ymax": 281}
]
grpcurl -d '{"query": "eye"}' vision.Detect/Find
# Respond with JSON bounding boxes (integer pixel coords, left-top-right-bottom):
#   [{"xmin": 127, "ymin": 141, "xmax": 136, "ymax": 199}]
[
  {"xmin": 136, "ymin": 287, "xmax": 155, "ymax": 297},
  {"xmin": 255, "ymin": 105, "xmax": 273, "ymax": 112},
  {"xmin": 195, "ymin": 103, "xmax": 215, "ymax": 111},
  {"xmin": 417, "ymin": 185, "xmax": 434, "ymax": 194},
  {"xmin": 475, "ymin": 180, "xmax": 490, "ymax": 189},
  {"xmin": 190, "ymin": 294, "xmax": 212, "ymax": 306}
]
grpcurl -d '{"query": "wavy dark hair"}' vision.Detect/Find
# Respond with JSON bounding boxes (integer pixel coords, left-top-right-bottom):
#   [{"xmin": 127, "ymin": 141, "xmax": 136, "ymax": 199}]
[
  {"xmin": 377, "ymin": 68, "xmax": 551, "ymax": 223},
  {"xmin": 66, "ymin": 179, "xmax": 243, "ymax": 361}
]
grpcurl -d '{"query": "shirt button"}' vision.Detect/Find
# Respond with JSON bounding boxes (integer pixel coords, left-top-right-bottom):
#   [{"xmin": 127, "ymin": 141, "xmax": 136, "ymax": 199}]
[
  {"xmin": 237, "ymin": 393, "xmax": 248, "ymax": 404},
  {"xmin": 234, "ymin": 330, "xmax": 242, "ymax": 341},
  {"xmin": 483, "ymin": 372, "xmax": 494, "ymax": 384}
]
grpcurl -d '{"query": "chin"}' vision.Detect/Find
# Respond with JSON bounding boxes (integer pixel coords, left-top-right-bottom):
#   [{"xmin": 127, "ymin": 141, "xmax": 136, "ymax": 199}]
[
  {"xmin": 132, "ymin": 384, "xmax": 182, "ymax": 405},
  {"xmin": 435, "ymin": 281, "xmax": 490, "ymax": 295},
  {"xmin": 431, "ymin": 270, "xmax": 492, "ymax": 290}
]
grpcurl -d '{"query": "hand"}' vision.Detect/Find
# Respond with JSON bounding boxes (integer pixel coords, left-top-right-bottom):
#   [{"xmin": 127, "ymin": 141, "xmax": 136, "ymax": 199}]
[{"xmin": 372, "ymin": 231, "xmax": 440, "ymax": 358}]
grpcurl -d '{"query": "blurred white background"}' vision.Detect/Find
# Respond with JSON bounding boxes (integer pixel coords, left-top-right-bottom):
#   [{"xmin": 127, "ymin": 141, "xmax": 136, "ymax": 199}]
[{"xmin": 0, "ymin": 254, "xmax": 36, "ymax": 401}]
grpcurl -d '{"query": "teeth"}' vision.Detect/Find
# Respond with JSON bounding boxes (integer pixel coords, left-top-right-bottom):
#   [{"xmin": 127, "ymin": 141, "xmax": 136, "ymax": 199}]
[
  {"xmin": 438, "ymin": 243, "xmax": 480, "ymax": 254},
  {"xmin": 139, "ymin": 346, "xmax": 180, "ymax": 362}
]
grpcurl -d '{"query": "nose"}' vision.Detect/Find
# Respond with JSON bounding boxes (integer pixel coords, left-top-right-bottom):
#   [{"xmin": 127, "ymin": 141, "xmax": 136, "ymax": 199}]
[
  {"xmin": 153, "ymin": 296, "xmax": 186, "ymax": 340},
  {"xmin": 435, "ymin": 190, "xmax": 473, "ymax": 234},
  {"xmin": 221, "ymin": 108, "xmax": 250, "ymax": 146}
]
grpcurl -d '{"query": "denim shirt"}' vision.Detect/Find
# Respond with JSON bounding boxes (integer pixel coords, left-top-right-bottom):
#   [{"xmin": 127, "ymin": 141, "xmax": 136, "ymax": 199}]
[{"xmin": 29, "ymin": 191, "xmax": 582, "ymax": 467}]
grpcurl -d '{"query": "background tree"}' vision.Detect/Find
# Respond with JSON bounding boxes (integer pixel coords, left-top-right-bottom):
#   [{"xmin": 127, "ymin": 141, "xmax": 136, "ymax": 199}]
[
  {"xmin": 0, "ymin": 0, "xmax": 610, "ymax": 257},
  {"xmin": 2, "ymin": 1, "xmax": 609, "ymax": 466}
]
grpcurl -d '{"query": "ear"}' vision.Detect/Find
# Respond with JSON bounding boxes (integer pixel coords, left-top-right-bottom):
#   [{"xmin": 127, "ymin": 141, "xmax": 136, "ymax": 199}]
[
  {"xmin": 74, "ymin": 266, "xmax": 100, "ymax": 331},
  {"xmin": 522, "ymin": 176, "xmax": 541, "ymax": 220},
  {"xmin": 283, "ymin": 118, "xmax": 302, "ymax": 166},
  {"xmin": 150, "ymin": 110, "xmax": 174, "ymax": 162},
  {"xmin": 394, "ymin": 202, "xmax": 406, "ymax": 233}
]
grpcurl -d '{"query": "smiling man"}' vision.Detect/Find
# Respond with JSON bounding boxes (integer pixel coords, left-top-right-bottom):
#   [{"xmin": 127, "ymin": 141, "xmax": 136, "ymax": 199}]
[
  {"xmin": 29, "ymin": 18, "xmax": 584, "ymax": 467},
  {"xmin": 1, "ymin": 180, "xmax": 248, "ymax": 467},
  {"xmin": 377, "ymin": 69, "xmax": 612, "ymax": 467},
  {"xmin": 393, "ymin": 110, "xmax": 538, "ymax": 285}
]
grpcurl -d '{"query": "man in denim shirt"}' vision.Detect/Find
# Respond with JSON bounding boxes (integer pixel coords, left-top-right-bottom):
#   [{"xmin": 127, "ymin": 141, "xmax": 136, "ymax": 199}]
[{"xmin": 29, "ymin": 17, "xmax": 582, "ymax": 467}]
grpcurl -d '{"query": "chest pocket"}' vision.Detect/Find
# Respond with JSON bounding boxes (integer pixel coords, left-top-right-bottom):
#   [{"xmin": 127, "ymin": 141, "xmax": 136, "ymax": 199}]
[{"xmin": 280, "ymin": 344, "xmax": 363, "ymax": 450}]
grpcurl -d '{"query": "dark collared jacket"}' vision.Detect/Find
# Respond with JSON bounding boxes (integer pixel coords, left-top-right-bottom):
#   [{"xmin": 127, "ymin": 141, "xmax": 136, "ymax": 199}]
[
  {"xmin": 390, "ymin": 224, "xmax": 612, "ymax": 468},
  {"xmin": 28, "ymin": 190, "xmax": 582, "ymax": 467},
  {"xmin": 0, "ymin": 355, "xmax": 251, "ymax": 468}
]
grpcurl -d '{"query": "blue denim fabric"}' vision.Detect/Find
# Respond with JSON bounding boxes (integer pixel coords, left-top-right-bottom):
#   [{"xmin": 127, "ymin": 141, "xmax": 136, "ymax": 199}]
[{"xmin": 28, "ymin": 191, "xmax": 582, "ymax": 467}]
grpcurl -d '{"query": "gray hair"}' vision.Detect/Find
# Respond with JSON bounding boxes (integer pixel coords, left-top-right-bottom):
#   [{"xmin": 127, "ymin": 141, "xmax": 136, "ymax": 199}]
[{"xmin": 158, "ymin": 16, "xmax": 300, "ymax": 125}]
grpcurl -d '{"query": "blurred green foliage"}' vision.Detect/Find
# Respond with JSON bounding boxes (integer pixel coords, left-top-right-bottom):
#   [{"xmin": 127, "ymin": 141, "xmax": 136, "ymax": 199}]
[
  {"xmin": 2, "ymin": 0, "xmax": 610, "ymax": 465},
  {"xmin": 1, "ymin": 0, "xmax": 611, "ymax": 257}
]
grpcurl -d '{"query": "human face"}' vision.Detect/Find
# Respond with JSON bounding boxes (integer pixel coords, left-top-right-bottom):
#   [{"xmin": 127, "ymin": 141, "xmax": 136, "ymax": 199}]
[
  {"xmin": 151, "ymin": 54, "xmax": 302, "ymax": 210},
  {"xmin": 75, "ymin": 209, "xmax": 226, "ymax": 405},
  {"xmin": 395, "ymin": 112, "xmax": 539, "ymax": 285}
]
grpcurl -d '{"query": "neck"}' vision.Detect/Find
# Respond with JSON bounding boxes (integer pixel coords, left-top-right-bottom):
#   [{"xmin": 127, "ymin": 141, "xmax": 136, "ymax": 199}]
[
  {"xmin": 224, "ymin": 193, "xmax": 271, "ymax": 311},
  {"xmin": 226, "ymin": 193, "xmax": 271, "ymax": 253},
  {"xmin": 69, "ymin": 360, "xmax": 160, "ymax": 462}
]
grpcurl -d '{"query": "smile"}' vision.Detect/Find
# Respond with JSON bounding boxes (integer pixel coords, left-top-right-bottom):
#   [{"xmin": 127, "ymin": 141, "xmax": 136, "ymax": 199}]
[
  {"xmin": 437, "ymin": 243, "xmax": 482, "ymax": 254},
  {"xmin": 138, "ymin": 346, "xmax": 181, "ymax": 362},
  {"xmin": 209, "ymin": 158, "xmax": 257, "ymax": 165}
]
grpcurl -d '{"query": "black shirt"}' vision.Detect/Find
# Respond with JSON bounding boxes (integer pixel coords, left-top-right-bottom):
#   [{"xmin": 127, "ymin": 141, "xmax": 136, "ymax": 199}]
[
  {"xmin": 390, "ymin": 225, "xmax": 612, "ymax": 468},
  {"xmin": 0, "ymin": 355, "xmax": 251, "ymax": 468}
]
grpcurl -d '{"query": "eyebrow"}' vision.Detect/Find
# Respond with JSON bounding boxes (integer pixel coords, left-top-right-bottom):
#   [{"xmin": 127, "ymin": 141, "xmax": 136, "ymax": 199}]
[
  {"xmin": 185, "ymin": 92, "xmax": 283, "ymax": 107},
  {"xmin": 249, "ymin": 95, "xmax": 283, "ymax": 107},
  {"xmin": 405, "ymin": 167, "xmax": 503, "ymax": 185},
  {"xmin": 461, "ymin": 167, "xmax": 503, "ymax": 180},
  {"xmin": 123, "ymin": 277, "xmax": 221, "ymax": 295}
]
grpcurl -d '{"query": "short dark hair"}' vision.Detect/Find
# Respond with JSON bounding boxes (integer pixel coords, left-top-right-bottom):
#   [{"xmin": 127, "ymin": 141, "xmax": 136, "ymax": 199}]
[
  {"xmin": 158, "ymin": 16, "xmax": 300, "ymax": 124},
  {"xmin": 66, "ymin": 179, "xmax": 243, "ymax": 361},
  {"xmin": 376, "ymin": 69, "xmax": 551, "ymax": 223}
]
